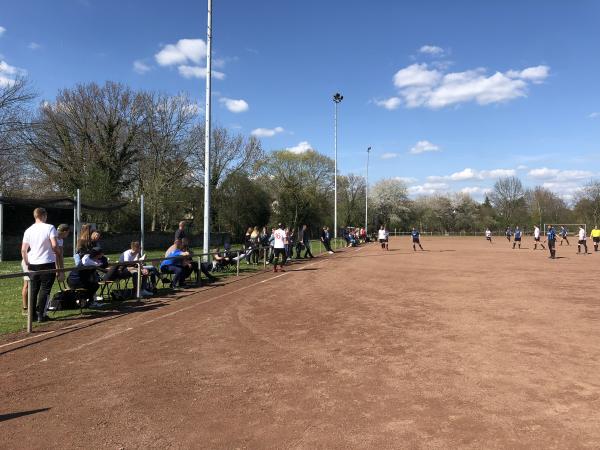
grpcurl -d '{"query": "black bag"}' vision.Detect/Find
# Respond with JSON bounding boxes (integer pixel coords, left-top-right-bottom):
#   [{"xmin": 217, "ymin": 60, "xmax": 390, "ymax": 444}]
[{"xmin": 49, "ymin": 290, "xmax": 80, "ymax": 310}]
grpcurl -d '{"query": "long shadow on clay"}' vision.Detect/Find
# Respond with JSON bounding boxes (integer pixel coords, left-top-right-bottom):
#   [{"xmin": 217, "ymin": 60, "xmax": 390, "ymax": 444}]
[{"xmin": 0, "ymin": 408, "xmax": 51, "ymax": 423}]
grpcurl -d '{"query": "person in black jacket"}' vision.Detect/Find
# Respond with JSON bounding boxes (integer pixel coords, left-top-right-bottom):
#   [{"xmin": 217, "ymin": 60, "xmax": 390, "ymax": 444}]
[
  {"xmin": 321, "ymin": 226, "xmax": 334, "ymax": 254},
  {"xmin": 298, "ymin": 224, "xmax": 314, "ymax": 258}
]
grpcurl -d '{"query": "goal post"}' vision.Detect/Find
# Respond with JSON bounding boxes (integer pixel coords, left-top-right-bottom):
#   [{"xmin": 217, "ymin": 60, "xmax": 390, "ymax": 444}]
[{"xmin": 543, "ymin": 223, "xmax": 587, "ymax": 237}]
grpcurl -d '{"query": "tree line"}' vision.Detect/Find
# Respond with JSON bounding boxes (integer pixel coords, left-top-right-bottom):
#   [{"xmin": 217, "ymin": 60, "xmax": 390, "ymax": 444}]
[{"xmin": 2, "ymin": 78, "xmax": 600, "ymax": 240}]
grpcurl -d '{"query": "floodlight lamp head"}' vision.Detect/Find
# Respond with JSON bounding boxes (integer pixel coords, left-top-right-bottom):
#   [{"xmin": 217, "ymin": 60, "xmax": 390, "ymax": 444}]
[{"xmin": 333, "ymin": 93, "xmax": 343, "ymax": 103}]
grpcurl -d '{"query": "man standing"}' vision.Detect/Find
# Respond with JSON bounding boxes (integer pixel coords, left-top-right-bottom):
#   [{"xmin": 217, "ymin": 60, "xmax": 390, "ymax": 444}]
[
  {"xmin": 378, "ymin": 225, "xmax": 388, "ymax": 250},
  {"xmin": 321, "ymin": 226, "xmax": 334, "ymax": 254},
  {"xmin": 411, "ymin": 227, "xmax": 424, "ymax": 251},
  {"xmin": 175, "ymin": 221, "xmax": 186, "ymax": 242},
  {"xmin": 559, "ymin": 226, "xmax": 570, "ymax": 246},
  {"xmin": 21, "ymin": 208, "xmax": 61, "ymax": 322},
  {"xmin": 546, "ymin": 224, "xmax": 557, "ymax": 259},
  {"xmin": 533, "ymin": 225, "xmax": 545, "ymax": 250},
  {"xmin": 577, "ymin": 225, "xmax": 588, "ymax": 255},
  {"xmin": 512, "ymin": 226, "xmax": 522, "ymax": 249},
  {"xmin": 298, "ymin": 224, "xmax": 314, "ymax": 258},
  {"xmin": 591, "ymin": 225, "xmax": 600, "ymax": 252},
  {"xmin": 272, "ymin": 223, "xmax": 287, "ymax": 272}
]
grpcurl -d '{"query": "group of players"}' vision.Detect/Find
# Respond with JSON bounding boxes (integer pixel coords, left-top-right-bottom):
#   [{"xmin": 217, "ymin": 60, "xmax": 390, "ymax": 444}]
[
  {"xmin": 375, "ymin": 223, "xmax": 600, "ymax": 260},
  {"xmin": 486, "ymin": 224, "xmax": 600, "ymax": 259}
]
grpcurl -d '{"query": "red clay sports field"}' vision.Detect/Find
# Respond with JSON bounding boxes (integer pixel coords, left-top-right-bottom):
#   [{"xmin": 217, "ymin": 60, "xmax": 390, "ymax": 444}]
[{"xmin": 2, "ymin": 237, "xmax": 600, "ymax": 448}]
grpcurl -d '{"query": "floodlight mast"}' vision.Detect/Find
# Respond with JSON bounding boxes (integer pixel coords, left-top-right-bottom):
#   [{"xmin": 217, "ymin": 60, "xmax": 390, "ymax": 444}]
[
  {"xmin": 366, "ymin": 147, "xmax": 371, "ymax": 235},
  {"xmin": 333, "ymin": 92, "xmax": 343, "ymax": 239},
  {"xmin": 203, "ymin": 0, "xmax": 212, "ymax": 258}
]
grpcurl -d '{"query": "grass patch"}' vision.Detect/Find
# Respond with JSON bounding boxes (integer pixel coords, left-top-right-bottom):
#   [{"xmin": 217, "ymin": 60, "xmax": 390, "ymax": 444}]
[{"xmin": 0, "ymin": 239, "xmax": 345, "ymax": 335}]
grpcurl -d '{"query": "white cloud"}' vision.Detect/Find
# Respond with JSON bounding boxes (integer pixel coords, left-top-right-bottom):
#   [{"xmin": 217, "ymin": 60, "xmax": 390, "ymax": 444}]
[
  {"xmin": 427, "ymin": 167, "xmax": 516, "ymax": 182},
  {"xmin": 251, "ymin": 126, "xmax": 284, "ymax": 138},
  {"xmin": 177, "ymin": 65, "xmax": 225, "ymax": 80},
  {"xmin": 381, "ymin": 152, "xmax": 399, "ymax": 159},
  {"xmin": 155, "ymin": 39, "xmax": 207, "ymax": 66},
  {"xmin": 394, "ymin": 63, "xmax": 442, "ymax": 89},
  {"xmin": 419, "ymin": 45, "xmax": 444, "ymax": 56},
  {"xmin": 0, "ymin": 26, "xmax": 5, "ymax": 37},
  {"xmin": 133, "ymin": 60, "xmax": 151, "ymax": 74},
  {"xmin": 516, "ymin": 164, "xmax": 528, "ymax": 170},
  {"xmin": 408, "ymin": 182, "xmax": 449, "ymax": 195},
  {"xmin": 0, "ymin": 60, "xmax": 27, "ymax": 87},
  {"xmin": 409, "ymin": 140, "xmax": 440, "ymax": 154},
  {"xmin": 374, "ymin": 96, "xmax": 402, "ymax": 110},
  {"xmin": 390, "ymin": 63, "xmax": 549, "ymax": 109},
  {"xmin": 286, "ymin": 141, "xmax": 313, "ymax": 154},
  {"xmin": 589, "ymin": 112, "xmax": 600, "ymax": 119},
  {"xmin": 27, "ymin": 42, "xmax": 41, "ymax": 50},
  {"xmin": 528, "ymin": 167, "xmax": 593, "ymax": 182},
  {"xmin": 394, "ymin": 176, "xmax": 417, "ymax": 184},
  {"xmin": 219, "ymin": 97, "xmax": 249, "ymax": 113}
]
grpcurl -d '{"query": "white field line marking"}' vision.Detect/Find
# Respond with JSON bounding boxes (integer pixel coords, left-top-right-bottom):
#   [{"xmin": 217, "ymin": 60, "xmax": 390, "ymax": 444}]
[{"xmin": 1, "ymin": 248, "xmax": 359, "ymax": 351}]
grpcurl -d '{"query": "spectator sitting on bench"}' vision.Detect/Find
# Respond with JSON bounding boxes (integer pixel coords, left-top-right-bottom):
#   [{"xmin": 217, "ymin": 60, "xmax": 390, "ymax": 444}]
[
  {"xmin": 67, "ymin": 247, "xmax": 103, "ymax": 305},
  {"xmin": 211, "ymin": 247, "xmax": 231, "ymax": 272},
  {"xmin": 160, "ymin": 239, "xmax": 189, "ymax": 289},
  {"xmin": 119, "ymin": 241, "xmax": 155, "ymax": 296}
]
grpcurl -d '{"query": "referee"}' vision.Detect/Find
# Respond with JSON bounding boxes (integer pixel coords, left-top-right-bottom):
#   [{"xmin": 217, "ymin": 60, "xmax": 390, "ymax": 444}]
[{"xmin": 590, "ymin": 225, "xmax": 600, "ymax": 252}]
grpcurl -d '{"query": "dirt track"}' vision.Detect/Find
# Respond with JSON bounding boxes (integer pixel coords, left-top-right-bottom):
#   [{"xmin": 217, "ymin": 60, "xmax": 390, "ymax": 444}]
[{"xmin": 2, "ymin": 237, "xmax": 600, "ymax": 449}]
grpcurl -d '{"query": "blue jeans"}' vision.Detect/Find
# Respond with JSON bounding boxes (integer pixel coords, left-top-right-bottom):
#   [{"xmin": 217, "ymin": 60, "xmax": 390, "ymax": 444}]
[{"xmin": 162, "ymin": 265, "xmax": 185, "ymax": 287}]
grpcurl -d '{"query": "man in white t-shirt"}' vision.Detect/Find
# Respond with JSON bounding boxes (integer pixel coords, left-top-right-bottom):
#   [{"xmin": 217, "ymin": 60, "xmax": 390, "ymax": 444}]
[
  {"xmin": 21, "ymin": 208, "xmax": 61, "ymax": 322},
  {"xmin": 577, "ymin": 225, "xmax": 588, "ymax": 255},
  {"xmin": 533, "ymin": 225, "xmax": 545, "ymax": 250},
  {"xmin": 272, "ymin": 224, "xmax": 287, "ymax": 273},
  {"xmin": 377, "ymin": 225, "xmax": 388, "ymax": 250}
]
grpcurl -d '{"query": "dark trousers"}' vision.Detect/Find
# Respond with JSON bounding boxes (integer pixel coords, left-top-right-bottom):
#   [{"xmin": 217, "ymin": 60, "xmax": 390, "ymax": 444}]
[
  {"xmin": 303, "ymin": 241, "xmax": 314, "ymax": 258},
  {"xmin": 323, "ymin": 240, "xmax": 333, "ymax": 252},
  {"xmin": 548, "ymin": 239, "xmax": 556, "ymax": 258},
  {"xmin": 200, "ymin": 262, "xmax": 216, "ymax": 280},
  {"xmin": 29, "ymin": 263, "xmax": 56, "ymax": 315},
  {"xmin": 162, "ymin": 265, "xmax": 185, "ymax": 287},
  {"xmin": 68, "ymin": 277, "xmax": 99, "ymax": 302}
]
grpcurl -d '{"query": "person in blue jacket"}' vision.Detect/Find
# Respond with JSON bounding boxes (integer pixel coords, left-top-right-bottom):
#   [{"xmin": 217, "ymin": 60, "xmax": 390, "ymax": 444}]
[
  {"xmin": 411, "ymin": 227, "xmax": 424, "ymax": 251},
  {"xmin": 512, "ymin": 226, "xmax": 523, "ymax": 249},
  {"xmin": 545, "ymin": 225, "xmax": 557, "ymax": 259}
]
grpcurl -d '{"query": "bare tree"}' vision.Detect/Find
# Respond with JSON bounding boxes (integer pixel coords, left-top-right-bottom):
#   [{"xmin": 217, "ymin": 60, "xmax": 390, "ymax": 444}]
[
  {"xmin": 136, "ymin": 92, "xmax": 198, "ymax": 230},
  {"xmin": 526, "ymin": 186, "xmax": 569, "ymax": 226},
  {"xmin": 0, "ymin": 77, "xmax": 36, "ymax": 192},
  {"xmin": 574, "ymin": 180, "xmax": 600, "ymax": 226},
  {"xmin": 339, "ymin": 173, "xmax": 366, "ymax": 227},
  {"xmin": 490, "ymin": 176, "xmax": 525, "ymax": 225}
]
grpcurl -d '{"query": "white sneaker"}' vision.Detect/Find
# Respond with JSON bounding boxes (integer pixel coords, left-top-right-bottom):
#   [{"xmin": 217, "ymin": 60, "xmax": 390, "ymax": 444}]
[
  {"xmin": 328, "ymin": 251, "xmax": 334, "ymax": 254},
  {"xmin": 96, "ymin": 296, "xmax": 103, "ymax": 301},
  {"xmin": 140, "ymin": 289, "xmax": 153, "ymax": 297}
]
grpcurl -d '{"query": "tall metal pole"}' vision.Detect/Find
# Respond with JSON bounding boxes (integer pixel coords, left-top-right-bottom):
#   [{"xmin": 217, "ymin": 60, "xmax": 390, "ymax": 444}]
[
  {"xmin": 365, "ymin": 147, "xmax": 370, "ymax": 236},
  {"xmin": 73, "ymin": 195, "xmax": 77, "ymax": 252},
  {"xmin": 76, "ymin": 188, "xmax": 81, "ymax": 243},
  {"xmin": 332, "ymin": 93, "xmax": 343, "ymax": 239},
  {"xmin": 0, "ymin": 197, "xmax": 3, "ymax": 262},
  {"xmin": 140, "ymin": 194, "xmax": 145, "ymax": 255},
  {"xmin": 334, "ymin": 101, "xmax": 338, "ymax": 239},
  {"xmin": 203, "ymin": 0, "xmax": 213, "ymax": 259}
]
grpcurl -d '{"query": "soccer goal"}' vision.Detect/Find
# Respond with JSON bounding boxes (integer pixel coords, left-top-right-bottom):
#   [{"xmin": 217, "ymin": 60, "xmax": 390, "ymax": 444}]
[{"xmin": 543, "ymin": 223, "xmax": 587, "ymax": 237}]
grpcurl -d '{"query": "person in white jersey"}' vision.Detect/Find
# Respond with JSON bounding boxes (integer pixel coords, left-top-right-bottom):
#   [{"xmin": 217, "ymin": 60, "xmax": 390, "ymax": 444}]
[
  {"xmin": 21, "ymin": 208, "xmax": 61, "ymax": 322},
  {"xmin": 533, "ymin": 225, "xmax": 545, "ymax": 250},
  {"xmin": 272, "ymin": 224, "xmax": 287, "ymax": 272},
  {"xmin": 378, "ymin": 225, "xmax": 388, "ymax": 250},
  {"xmin": 577, "ymin": 225, "xmax": 588, "ymax": 255},
  {"xmin": 485, "ymin": 228, "xmax": 492, "ymax": 244}
]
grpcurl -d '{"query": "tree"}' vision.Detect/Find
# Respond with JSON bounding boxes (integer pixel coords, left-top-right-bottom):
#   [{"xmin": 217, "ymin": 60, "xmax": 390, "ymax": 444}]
[
  {"xmin": 526, "ymin": 186, "xmax": 569, "ymax": 227},
  {"xmin": 27, "ymin": 82, "xmax": 144, "ymax": 203},
  {"xmin": 369, "ymin": 179, "xmax": 411, "ymax": 229},
  {"xmin": 574, "ymin": 181, "xmax": 600, "ymax": 227},
  {"xmin": 0, "ymin": 77, "xmax": 36, "ymax": 193},
  {"xmin": 260, "ymin": 149, "xmax": 334, "ymax": 232},
  {"xmin": 136, "ymin": 92, "xmax": 198, "ymax": 231},
  {"xmin": 338, "ymin": 173, "xmax": 366, "ymax": 227},
  {"xmin": 490, "ymin": 176, "xmax": 526, "ymax": 225}
]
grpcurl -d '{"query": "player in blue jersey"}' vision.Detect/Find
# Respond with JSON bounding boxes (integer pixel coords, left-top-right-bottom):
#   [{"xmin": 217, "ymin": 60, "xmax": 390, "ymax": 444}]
[
  {"xmin": 411, "ymin": 227, "xmax": 424, "ymax": 251},
  {"xmin": 559, "ymin": 226, "xmax": 570, "ymax": 246},
  {"xmin": 512, "ymin": 226, "xmax": 523, "ymax": 249},
  {"xmin": 545, "ymin": 224, "xmax": 557, "ymax": 259}
]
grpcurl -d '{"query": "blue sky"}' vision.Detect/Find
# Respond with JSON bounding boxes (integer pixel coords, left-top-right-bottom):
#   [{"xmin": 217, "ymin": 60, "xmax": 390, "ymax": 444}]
[{"xmin": 1, "ymin": 0, "xmax": 599, "ymax": 201}]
